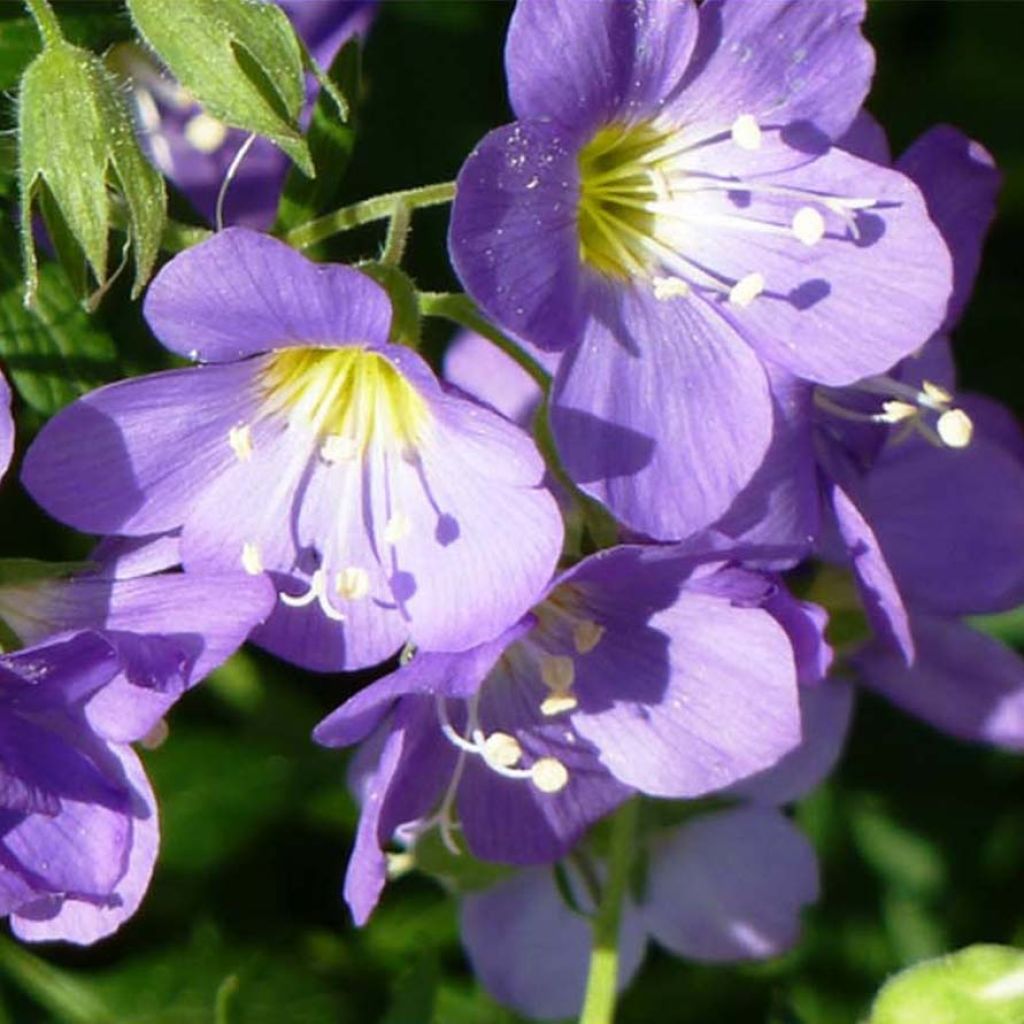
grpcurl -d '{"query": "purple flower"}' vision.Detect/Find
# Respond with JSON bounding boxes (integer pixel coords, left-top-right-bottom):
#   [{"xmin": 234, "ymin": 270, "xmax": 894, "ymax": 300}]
[
  {"xmin": 459, "ymin": 680, "xmax": 852, "ymax": 1019},
  {"xmin": 449, "ymin": 0, "xmax": 952, "ymax": 541},
  {"xmin": 117, "ymin": 0, "xmax": 378, "ymax": 228},
  {"xmin": 315, "ymin": 545, "xmax": 811, "ymax": 923},
  {"xmin": 0, "ymin": 632, "xmax": 160, "ymax": 944},
  {"xmin": 24, "ymin": 230, "xmax": 564, "ymax": 672}
]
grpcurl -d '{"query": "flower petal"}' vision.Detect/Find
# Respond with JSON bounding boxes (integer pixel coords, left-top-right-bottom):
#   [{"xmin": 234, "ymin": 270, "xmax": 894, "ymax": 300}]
[{"xmin": 144, "ymin": 228, "xmax": 392, "ymax": 362}]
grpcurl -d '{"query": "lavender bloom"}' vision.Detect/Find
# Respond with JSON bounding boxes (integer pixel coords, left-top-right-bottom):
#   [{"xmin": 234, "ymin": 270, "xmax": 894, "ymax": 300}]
[
  {"xmin": 315, "ymin": 545, "xmax": 811, "ymax": 923},
  {"xmin": 459, "ymin": 680, "xmax": 852, "ymax": 1019},
  {"xmin": 449, "ymin": 0, "xmax": 952, "ymax": 541},
  {"xmin": 116, "ymin": 0, "xmax": 378, "ymax": 228},
  {"xmin": 24, "ymin": 230, "xmax": 563, "ymax": 672},
  {"xmin": 722, "ymin": 122, "xmax": 1024, "ymax": 748},
  {"xmin": 0, "ymin": 371, "xmax": 12, "ymax": 483},
  {"xmin": 1, "ymin": 632, "xmax": 160, "ymax": 944}
]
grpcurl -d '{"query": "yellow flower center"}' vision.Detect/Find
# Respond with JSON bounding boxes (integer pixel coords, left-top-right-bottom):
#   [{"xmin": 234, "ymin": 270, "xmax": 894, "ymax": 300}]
[{"xmin": 257, "ymin": 347, "xmax": 430, "ymax": 455}]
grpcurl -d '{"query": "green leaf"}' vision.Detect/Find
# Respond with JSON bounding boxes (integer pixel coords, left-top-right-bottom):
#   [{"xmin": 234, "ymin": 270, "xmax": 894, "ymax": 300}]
[
  {"xmin": 869, "ymin": 945, "xmax": 1024, "ymax": 1024},
  {"xmin": 0, "ymin": 221, "xmax": 120, "ymax": 416},
  {"xmin": 274, "ymin": 38, "xmax": 360, "ymax": 232},
  {"xmin": 125, "ymin": 0, "xmax": 313, "ymax": 175},
  {"xmin": 17, "ymin": 36, "xmax": 166, "ymax": 302}
]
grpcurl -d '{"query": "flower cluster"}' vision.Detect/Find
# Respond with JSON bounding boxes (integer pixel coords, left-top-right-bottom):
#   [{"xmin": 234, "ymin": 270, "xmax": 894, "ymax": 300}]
[{"xmin": 3, "ymin": 0, "xmax": 1022, "ymax": 1019}]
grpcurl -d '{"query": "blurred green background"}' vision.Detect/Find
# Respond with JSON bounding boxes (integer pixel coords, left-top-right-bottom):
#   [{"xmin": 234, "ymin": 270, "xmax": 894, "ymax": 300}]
[{"xmin": 1, "ymin": 2, "xmax": 1023, "ymax": 1022}]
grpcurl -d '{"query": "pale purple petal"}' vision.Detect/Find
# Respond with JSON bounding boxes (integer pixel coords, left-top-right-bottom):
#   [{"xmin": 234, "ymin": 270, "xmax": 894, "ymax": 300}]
[
  {"xmin": 829, "ymin": 478, "xmax": 914, "ymax": 662},
  {"xmin": 838, "ymin": 110, "xmax": 891, "ymax": 164},
  {"xmin": 144, "ymin": 229, "xmax": 392, "ymax": 362},
  {"xmin": 461, "ymin": 866, "xmax": 646, "ymax": 1021},
  {"xmin": 444, "ymin": 331, "xmax": 542, "ymax": 426},
  {"xmin": 88, "ymin": 533, "xmax": 182, "ymax": 579},
  {"xmin": 732, "ymin": 680, "xmax": 854, "ymax": 805},
  {"xmin": 0, "ymin": 371, "xmax": 13, "ymax": 482},
  {"xmin": 897, "ymin": 125, "xmax": 1001, "ymax": 329},
  {"xmin": 642, "ymin": 806, "xmax": 819, "ymax": 962},
  {"xmin": 12, "ymin": 744, "xmax": 158, "ymax": 944},
  {"xmin": 506, "ymin": 0, "xmax": 699, "ymax": 130},
  {"xmin": 552, "ymin": 279, "xmax": 772, "ymax": 540},
  {"xmin": 673, "ymin": 0, "xmax": 872, "ymax": 140},
  {"xmin": 856, "ymin": 615, "xmax": 1024, "ymax": 751}
]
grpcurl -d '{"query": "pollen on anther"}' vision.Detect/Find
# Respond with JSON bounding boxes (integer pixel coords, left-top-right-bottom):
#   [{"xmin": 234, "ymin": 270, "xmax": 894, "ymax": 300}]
[
  {"xmin": 937, "ymin": 408, "xmax": 973, "ymax": 449},
  {"xmin": 530, "ymin": 757, "xmax": 569, "ymax": 794},
  {"xmin": 731, "ymin": 113, "xmax": 762, "ymax": 151},
  {"xmin": 184, "ymin": 111, "xmax": 228, "ymax": 154},
  {"xmin": 880, "ymin": 400, "xmax": 917, "ymax": 424},
  {"xmin": 573, "ymin": 619, "xmax": 605, "ymax": 654},
  {"xmin": 383, "ymin": 511, "xmax": 412, "ymax": 544},
  {"xmin": 729, "ymin": 272, "xmax": 765, "ymax": 308},
  {"xmin": 228, "ymin": 425, "xmax": 253, "ymax": 462},
  {"xmin": 482, "ymin": 732, "xmax": 523, "ymax": 769},
  {"xmin": 241, "ymin": 542, "xmax": 263, "ymax": 575},
  {"xmin": 921, "ymin": 380, "xmax": 953, "ymax": 407},
  {"xmin": 792, "ymin": 207, "xmax": 826, "ymax": 246},
  {"xmin": 540, "ymin": 694, "xmax": 579, "ymax": 717},
  {"xmin": 653, "ymin": 276, "xmax": 690, "ymax": 301},
  {"xmin": 336, "ymin": 566, "xmax": 370, "ymax": 600}
]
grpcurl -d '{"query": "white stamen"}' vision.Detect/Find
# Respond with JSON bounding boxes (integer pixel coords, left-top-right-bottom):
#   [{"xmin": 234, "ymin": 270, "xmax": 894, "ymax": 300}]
[
  {"xmin": 320, "ymin": 434, "xmax": 359, "ymax": 463},
  {"xmin": 530, "ymin": 757, "xmax": 569, "ymax": 794},
  {"xmin": 879, "ymin": 400, "xmax": 918, "ymax": 424},
  {"xmin": 921, "ymin": 380, "xmax": 953, "ymax": 408},
  {"xmin": 241, "ymin": 542, "xmax": 263, "ymax": 575},
  {"xmin": 729, "ymin": 272, "xmax": 765, "ymax": 308},
  {"xmin": 383, "ymin": 511, "xmax": 412, "ymax": 544},
  {"xmin": 540, "ymin": 694, "xmax": 579, "ymax": 717},
  {"xmin": 540, "ymin": 655, "xmax": 575, "ymax": 694},
  {"xmin": 184, "ymin": 111, "xmax": 228, "ymax": 154},
  {"xmin": 228, "ymin": 424, "xmax": 253, "ymax": 462},
  {"xmin": 482, "ymin": 732, "xmax": 523, "ymax": 770},
  {"xmin": 573, "ymin": 619, "xmax": 605, "ymax": 655},
  {"xmin": 792, "ymin": 206, "xmax": 827, "ymax": 246},
  {"xmin": 280, "ymin": 569, "xmax": 346, "ymax": 622},
  {"xmin": 731, "ymin": 113, "xmax": 762, "ymax": 151},
  {"xmin": 335, "ymin": 566, "xmax": 370, "ymax": 601},
  {"xmin": 653, "ymin": 275, "xmax": 690, "ymax": 301},
  {"xmin": 937, "ymin": 408, "xmax": 973, "ymax": 449}
]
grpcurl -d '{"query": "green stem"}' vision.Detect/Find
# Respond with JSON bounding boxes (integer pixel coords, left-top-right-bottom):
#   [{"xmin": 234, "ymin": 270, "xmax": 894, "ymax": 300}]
[
  {"xmin": 579, "ymin": 800, "xmax": 640, "ymax": 1024},
  {"xmin": 381, "ymin": 200, "xmax": 412, "ymax": 267},
  {"xmin": 23, "ymin": 0, "xmax": 63, "ymax": 47},
  {"xmin": 284, "ymin": 181, "xmax": 456, "ymax": 250}
]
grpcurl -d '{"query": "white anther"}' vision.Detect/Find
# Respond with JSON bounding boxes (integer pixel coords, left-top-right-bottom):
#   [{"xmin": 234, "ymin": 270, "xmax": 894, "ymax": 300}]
[
  {"xmin": 937, "ymin": 408, "xmax": 973, "ymax": 449},
  {"xmin": 383, "ymin": 511, "xmax": 412, "ymax": 544},
  {"xmin": 921, "ymin": 380, "xmax": 953, "ymax": 408},
  {"xmin": 573, "ymin": 620, "xmax": 605, "ymax": 655},
  {"xmin": 241, "ymin": 542, "xmax": 263, "ymax": 575},
  {"xmin": 482, "ymin": 732, "xmax": 523, "ymax": 770},
  {"xmin": 530, "ymin": 757, "xmax": 569, "ymax": 794},
  {"xmin": 335, "ymin": 566, "xmax": 370, "ymax": 600},
  {"xmin": 184, "ymin": 111, "xmax": 228, "ymax": 154},
  {"xmin": 879, "ymin": 400, "xmax": 918, "ymax": 424},
  {"xmin": 653, "ymin": 276, "xmax": 690, "ymax": 301},
  {"xmin": 321, "ymin": 434, "xmax": 359, "ymax": 463},
  {"xmin": 540, "ymin": 655, "xmax": 575, "ymax": 694},
  {"xmin": 540, "ymin": 694, "xmax": 579, "ymax": 717},
  {"xmin": 729, "ymin": 272, "xmax": 765, "ymax": 308},
  {"xmin": 792, "ymin": 206, "xmax": 826, "ymax": 246},
  {"xmin": 228, "ymin": 424, "xmax": 253, "ymax": 462},
  {"xmin": 731, "ymin": 113, "xmax": 762, "ymax": 151}
]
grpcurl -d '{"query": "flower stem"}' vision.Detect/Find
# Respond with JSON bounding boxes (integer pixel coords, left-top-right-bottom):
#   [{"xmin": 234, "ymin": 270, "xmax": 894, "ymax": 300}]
[
  {"xmin": 23, "ymin": 0, "xmax": 63, "ymax": 47},
  {"xmin": 381, "ymin": 200, "xmax": 412, "ymax": 267},
  {"xmin": 284, "ymin": 181, "xmax": 456, "ymax": 250},
  {"xmin": 579, "ymin": 800, "xmax": 639, "ymax": 1024}
]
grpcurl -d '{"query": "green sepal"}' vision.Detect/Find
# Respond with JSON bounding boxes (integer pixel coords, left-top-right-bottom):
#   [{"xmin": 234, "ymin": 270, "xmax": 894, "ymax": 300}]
[
  {"xmin": 125, "ymin": 0, "xmax": 313, "ymax": 176},
  {"xmin": 0, "ymin": 558, "xmax": 92, "ymax": 588},
  {"xmin": 868, "ymin": 945, "xmax": 1024, "ymax": 1024},
  {"xmin": 359, "ymin": 262, "xmax": 422, "ymax": 349},
  {"xmin": 410, "ymin": 828, "xmax": 512, "ymax": 894},
  {"xmin": 0, "ymin": 218, "xmax": 120, "ymax": 416},
  {"xmin": 17, "ymin": 37, "xmax": 166, "ymax": 304},
  {"xmin": 274, "ymin": 37, "xmax": 361, "ymax": 232}
]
